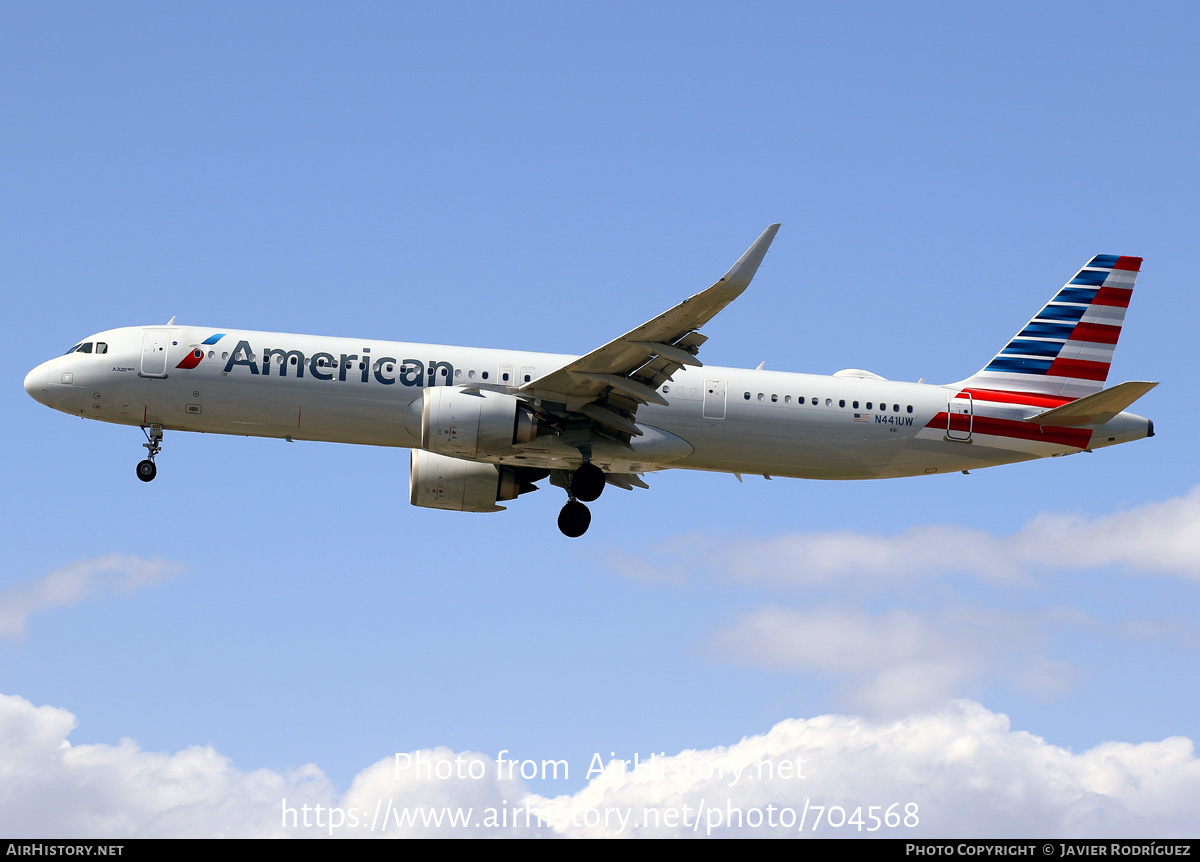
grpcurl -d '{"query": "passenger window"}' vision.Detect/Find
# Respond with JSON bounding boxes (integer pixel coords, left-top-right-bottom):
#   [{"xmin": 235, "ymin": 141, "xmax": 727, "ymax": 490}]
[
  {"xmin": 757, "ymin": 393, "xmax": 764, "ymax": 401},
  {"xmin": 744, "ymin": 392, "xmax": 750, "ymax": 400},
  {"xmin": 825, "ymin": 398, "xmax": 832, "ymax": 407},
  {"xmin": 468, "ymin": 370, "xmax": 475, "ymax": 379},
  {"xmin": 771, "ymin": 394, "xmax": 778, "ymax": 402},
  {"xmin": 893, "ymin": 403, "xmax": 899, "ymax": 412},
  {"xmin": 482, "ymin": 371, "xmax": 489, "ymax": 380},
  {"xmin": 798, "ymin": 397, "xmax": 805, "ymax": 405},
  {"xmin": 853, "ymin": 401, "xmax": 859, "ymax": 409},
  {"xmin": 784, "ymin": 395, "xmax": 791, "ymax": 404},
  {"xmin": 839, "ymin": 399, "xmax": 845, "ymax": 408},
  {"xmin": 867, "ymin": 402, "xmax": 873, "ymax": 410},
  {"xmin": 907, "ymin": 405, "xmax": 913, "ymax": 413}
]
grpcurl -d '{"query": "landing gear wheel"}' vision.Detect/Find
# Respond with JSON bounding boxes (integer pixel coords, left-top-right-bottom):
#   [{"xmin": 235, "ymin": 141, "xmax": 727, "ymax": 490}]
[
  {"xmin": 137, "ymin": 425, "xmax": 163, "ymax": 484},
  {"xmin": 557, "ymin": 501, "xmax": 591, "ymax": 538},
  {"xmin": 570, "ymin": 463, "xmax": 605, "ymax": 503}
]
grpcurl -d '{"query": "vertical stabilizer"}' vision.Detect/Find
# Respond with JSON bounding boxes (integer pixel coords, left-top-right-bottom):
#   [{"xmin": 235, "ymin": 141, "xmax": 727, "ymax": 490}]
[{"xmin": 955, "ymin": 255, "xmax": 1141, "ymax": 399}]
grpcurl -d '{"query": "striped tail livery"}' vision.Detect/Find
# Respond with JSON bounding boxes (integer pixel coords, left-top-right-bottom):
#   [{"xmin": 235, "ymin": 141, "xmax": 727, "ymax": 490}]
[{"xmin": 960, "ymin": 254, "xmax": 1141, "ymax": 400}]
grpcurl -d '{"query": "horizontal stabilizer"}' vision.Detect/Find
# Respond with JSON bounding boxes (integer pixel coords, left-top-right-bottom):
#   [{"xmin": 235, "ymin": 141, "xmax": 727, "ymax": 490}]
[{"xmin": 1024, "ymin": 380, "xmax": 1158, "ymax": 427}]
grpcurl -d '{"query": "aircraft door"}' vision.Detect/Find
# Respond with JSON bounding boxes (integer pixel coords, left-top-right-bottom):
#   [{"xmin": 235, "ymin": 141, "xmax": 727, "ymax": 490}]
[
  {"xmin": 946, "ymin": 392, "xmax": 973, "ymax": 441},
  {"xmin": 702, "ymin": 378, "xmax": 727, "ymax": 419},
  {"xmin": 140, "ymin": 329, "xmax": 171, "ymax": 378}
]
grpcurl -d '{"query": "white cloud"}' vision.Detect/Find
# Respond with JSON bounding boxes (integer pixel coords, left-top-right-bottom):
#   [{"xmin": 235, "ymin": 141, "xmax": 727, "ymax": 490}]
[
  {"xmin": 0, "ymin": 693, "xmax": 329, "ymax": 838},
  {"xmin": 710, "ymin": 605, "xmax": 1079, "ymax": 714},
  {"xmin": 529, "ymin": 701, "xmax": 1200, "ymax": 838},
  {"xmin": 4, "ymin": 692, "xmax": 1199, "ymax": 838},
  {"xmin": 0, "ymin": 555, "xmax": 183, "ymax": 641},
  {"xmin": 0, "ymin": 693, "xmax": 543, "ymax": 838},
  {"xmin": 613, "ymin": 486, "xmax": 1200, "ymax": 588}
]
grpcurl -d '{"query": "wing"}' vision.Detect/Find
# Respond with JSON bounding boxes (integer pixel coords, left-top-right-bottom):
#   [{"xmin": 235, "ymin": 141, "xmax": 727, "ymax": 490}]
[{"xmin": 519, "ymin": 224, "xmax": 780, "ymax": 442}]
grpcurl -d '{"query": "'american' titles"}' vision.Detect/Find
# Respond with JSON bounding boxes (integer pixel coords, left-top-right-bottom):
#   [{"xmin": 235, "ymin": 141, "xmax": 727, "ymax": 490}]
[{"xmin": 222, "ymin": 340, "xmax": 455, "ymax": 387}]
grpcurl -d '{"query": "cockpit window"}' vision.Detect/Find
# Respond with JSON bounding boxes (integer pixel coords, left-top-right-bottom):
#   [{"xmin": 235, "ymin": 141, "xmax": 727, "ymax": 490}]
[{"xmin": 63, "ymin": 341, "xmax": 103, "ymax": 355}]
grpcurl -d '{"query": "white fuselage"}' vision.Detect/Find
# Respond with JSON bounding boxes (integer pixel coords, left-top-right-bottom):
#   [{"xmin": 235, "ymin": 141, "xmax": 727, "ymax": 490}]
[{"xmin": 24, "ymin": 324, "xmax": 1153, "ymax": 482}]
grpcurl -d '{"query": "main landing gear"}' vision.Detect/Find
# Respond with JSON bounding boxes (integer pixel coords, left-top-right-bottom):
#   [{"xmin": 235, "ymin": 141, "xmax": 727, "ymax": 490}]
[
  {"xmin": 557, "ymin": 500, "xmax": 591, "ymax": 538},
  {"xmin": 556, "ymin": 463, "xmax": 606, "ymax": 538},
  {"xmin": 136, "ymin": 425, "xmax": 163, "ymax": 483}
]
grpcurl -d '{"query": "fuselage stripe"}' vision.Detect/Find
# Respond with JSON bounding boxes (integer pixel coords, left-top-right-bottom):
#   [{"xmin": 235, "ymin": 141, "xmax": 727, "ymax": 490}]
[
  {"xmin": 925, "ymin": 412, "xmax": 1093, "ymax": 448},
  {"xmin": 957, "ymin": 388, "xmax": 1075, "ymax": 407}
]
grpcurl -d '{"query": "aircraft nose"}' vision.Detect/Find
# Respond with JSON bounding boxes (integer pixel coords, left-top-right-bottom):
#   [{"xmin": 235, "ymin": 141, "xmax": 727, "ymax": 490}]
[{"xmin": 24, "ymin": 363, "xmax": 49, "ymax": 405}]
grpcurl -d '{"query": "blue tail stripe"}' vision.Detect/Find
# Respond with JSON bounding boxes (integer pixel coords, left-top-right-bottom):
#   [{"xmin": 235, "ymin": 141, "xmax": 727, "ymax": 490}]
[
  {"xmin": 1053, "ymin": 287, "xmax": 1099, "ymax": 304},
  {"xmin": 1088, "ymin": 254, "xmax": 1120, "ymax": 268},
  {"xmin": 1019, "ymin": 321, "xmax": 1076, "ymax": 339},
  {"xmin": 1070, "ymin": 270, "xmax": 1109, "ymax": 286},
  {"xmin": 984, "ymin": 357, "xmax": 1054, "ymax": 374},
  {"xmin": 1001, "ymin": 340, "xmax": 1064, "ymax": 358}
]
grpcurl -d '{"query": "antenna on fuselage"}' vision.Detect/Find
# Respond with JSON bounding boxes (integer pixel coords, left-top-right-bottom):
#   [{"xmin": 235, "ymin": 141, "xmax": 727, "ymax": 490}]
[{"xmin": 165, "ymin": 316, "xmax": 176, "ymax": 325}]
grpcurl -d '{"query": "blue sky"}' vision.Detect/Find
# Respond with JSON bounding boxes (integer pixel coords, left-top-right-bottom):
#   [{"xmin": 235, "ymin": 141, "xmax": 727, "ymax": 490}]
[{"xmin": 3, "ymin": 1, "xmax": 1199, "ymax": 837}]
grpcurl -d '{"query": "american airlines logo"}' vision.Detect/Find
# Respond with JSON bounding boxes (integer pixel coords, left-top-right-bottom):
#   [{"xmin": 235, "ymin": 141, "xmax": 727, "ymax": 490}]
[{"xmin": 175, "ymin": 333, "xmax": 226, "ymax": 370}]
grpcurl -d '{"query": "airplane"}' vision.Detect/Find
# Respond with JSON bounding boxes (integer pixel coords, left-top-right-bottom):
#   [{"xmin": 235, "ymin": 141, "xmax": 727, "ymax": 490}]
[{"xmin": 23, "ymin": 225, "xmax": 1156, "ymax": 537}]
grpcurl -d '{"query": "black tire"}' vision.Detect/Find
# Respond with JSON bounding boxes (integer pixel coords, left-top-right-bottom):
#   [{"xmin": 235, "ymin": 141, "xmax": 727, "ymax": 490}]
[
  {"xmin": 557, "ymin": 501, "xmax": 591, "ymax": 538},
  {"xmin": 136, "ymin": 459, "xmax": 157, "ymax": 482},
  {"xmin": 570, "ymin": 462, "xmax": 605, "ymax": 502}
]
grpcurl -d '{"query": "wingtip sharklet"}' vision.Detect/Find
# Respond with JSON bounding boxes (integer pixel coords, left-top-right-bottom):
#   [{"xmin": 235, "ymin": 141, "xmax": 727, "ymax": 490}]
[{"xmin": 720, "ymin": 223, "xmax": 781, "ymax": 289}]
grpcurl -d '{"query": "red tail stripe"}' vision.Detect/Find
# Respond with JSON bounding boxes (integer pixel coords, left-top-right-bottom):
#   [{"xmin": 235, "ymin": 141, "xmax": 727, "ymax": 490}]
[
  {"xmin": 1068, "ymin": 322, "xmax": 1122, "ymax": 344},
  {"xmin": 1047, "ymin": 358, "xmax": 1110, "ymax": 381},
  {"xmin": 1092, "ymin": 286, "xmax": 1132, "ymax": 308},
  {"xmin": 1113, "ymin": 256, "xmax": 1142, "ymax": 272},
  {"xmin": 958, "ymin": 388, "xmax": 1075, "ymax": 408},
  {"xmin": 926, "ymin": 412, "xmax": 1093, "ymax": 448}
]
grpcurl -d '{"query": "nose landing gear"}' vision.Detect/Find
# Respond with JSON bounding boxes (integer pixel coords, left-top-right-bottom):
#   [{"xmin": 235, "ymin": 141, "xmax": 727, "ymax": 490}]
[{"xmin": 136, "ymin": 425, "xmax": 163, "ymax": 483}]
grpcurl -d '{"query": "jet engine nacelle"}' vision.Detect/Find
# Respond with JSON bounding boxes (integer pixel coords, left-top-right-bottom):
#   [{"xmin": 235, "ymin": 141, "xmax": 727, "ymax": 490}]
[
  {"xmin": 420, "ymin": 386, "xmax": 542, "ymax": 457},
  {"xmin": 409, "ymin": 450, "xmax": 539, "ymax": 513}
]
